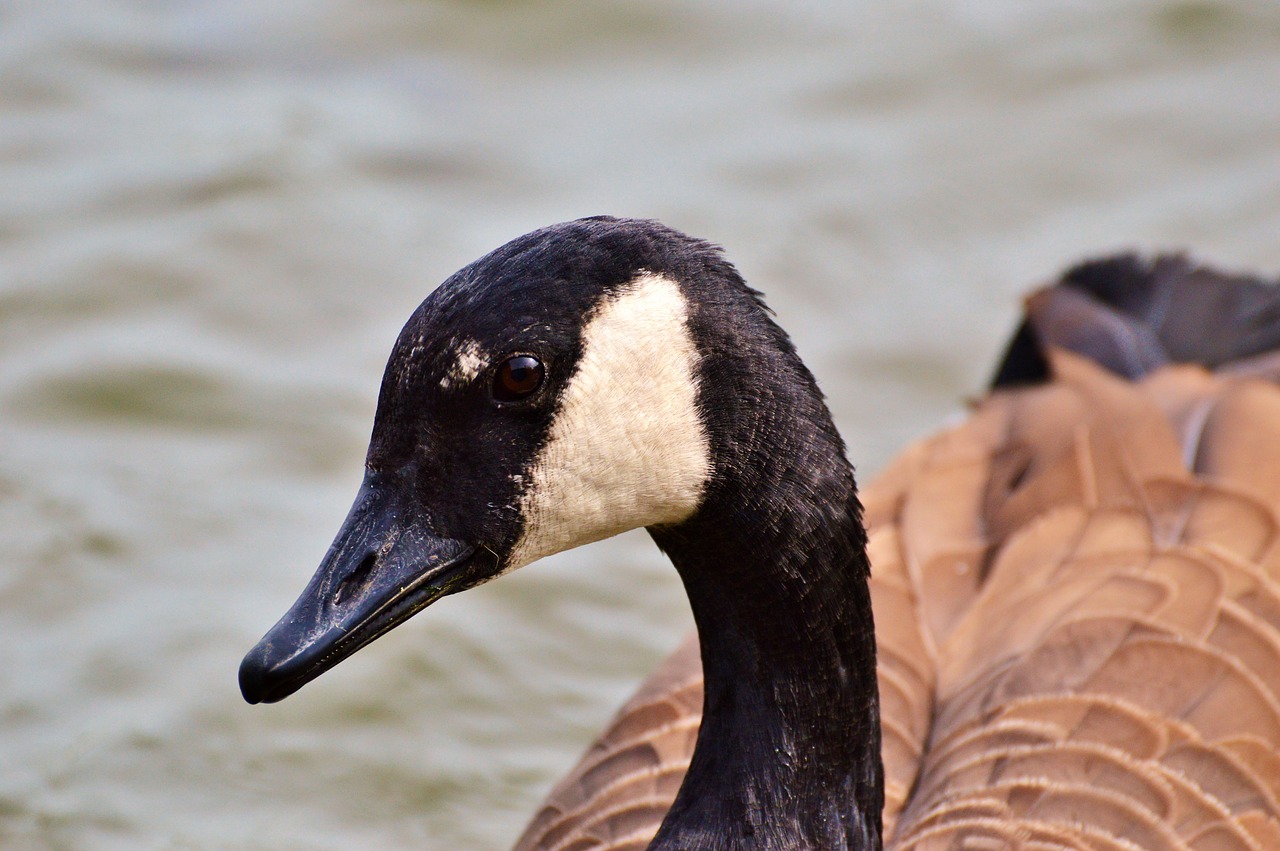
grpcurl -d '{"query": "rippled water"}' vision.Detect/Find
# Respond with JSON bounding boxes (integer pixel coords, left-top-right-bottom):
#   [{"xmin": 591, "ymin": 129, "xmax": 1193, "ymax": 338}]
[{"xmin": 2, "ymin": 1, "xmax": 1278, "ymax": 847}]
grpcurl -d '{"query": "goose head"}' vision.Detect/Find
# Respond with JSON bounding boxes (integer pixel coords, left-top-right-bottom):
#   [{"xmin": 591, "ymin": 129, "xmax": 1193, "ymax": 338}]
[
  {"xmin": 240, "ymin": 217, "xmax": 881, "ymax": 848},
  {"xmin": 239, "ymin": 216, "xmax": 854, "ymax": 705}
]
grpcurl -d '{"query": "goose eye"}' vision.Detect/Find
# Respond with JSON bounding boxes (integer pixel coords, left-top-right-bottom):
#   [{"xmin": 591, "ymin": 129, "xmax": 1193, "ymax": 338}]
[{"xmin": 493, "ymin": 355, "xmax": 545, "ymax": 402}]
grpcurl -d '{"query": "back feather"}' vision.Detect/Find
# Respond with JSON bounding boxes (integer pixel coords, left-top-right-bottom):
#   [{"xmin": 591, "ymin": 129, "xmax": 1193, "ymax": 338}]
[{"xmin": 514, "ymin": 256, "xmax": 1280, "ymax": 851}]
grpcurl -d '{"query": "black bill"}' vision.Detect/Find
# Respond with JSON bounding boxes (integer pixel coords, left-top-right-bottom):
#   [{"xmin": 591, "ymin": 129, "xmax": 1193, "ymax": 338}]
[{"xmin": 238, "ymin": 477, "xmax": 499, "ymax": 704}]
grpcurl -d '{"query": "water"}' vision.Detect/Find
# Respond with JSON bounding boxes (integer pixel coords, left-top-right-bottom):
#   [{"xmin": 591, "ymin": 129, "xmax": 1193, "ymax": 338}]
[{"xmin": 2, "ymin": 0, "xmax": 1278, "ymax": 847}]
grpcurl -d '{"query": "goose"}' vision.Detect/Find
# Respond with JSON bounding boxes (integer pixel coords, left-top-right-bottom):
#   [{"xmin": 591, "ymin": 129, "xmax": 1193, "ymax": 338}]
[{"xmin": 240, "ymin": 217, "xmax": 1280, "ymax": 850}]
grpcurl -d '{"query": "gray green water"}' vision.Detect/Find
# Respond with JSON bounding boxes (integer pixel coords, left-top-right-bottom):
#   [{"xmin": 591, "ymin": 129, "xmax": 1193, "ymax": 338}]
[{"xmin": 2, "ymin": 1, "xmax": 1279, "ymax": 847}]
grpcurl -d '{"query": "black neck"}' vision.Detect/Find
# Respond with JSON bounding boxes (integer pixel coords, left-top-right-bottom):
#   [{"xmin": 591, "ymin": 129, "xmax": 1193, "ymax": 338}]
[{"xmin": 647, "ymin": 459, "xmax": 882, "ymax": 850}]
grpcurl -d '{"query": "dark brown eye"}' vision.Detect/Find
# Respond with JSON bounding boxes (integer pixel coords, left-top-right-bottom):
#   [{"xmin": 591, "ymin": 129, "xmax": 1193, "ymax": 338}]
[{"xmin": 493, "ymin": 355, "xmax": 544, "ymax": 402}]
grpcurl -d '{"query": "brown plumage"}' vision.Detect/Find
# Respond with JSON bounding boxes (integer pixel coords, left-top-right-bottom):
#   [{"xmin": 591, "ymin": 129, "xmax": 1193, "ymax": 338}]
[{"xmin": 514, "ymin": 256, "xmax": 1280, "ymax": 851}]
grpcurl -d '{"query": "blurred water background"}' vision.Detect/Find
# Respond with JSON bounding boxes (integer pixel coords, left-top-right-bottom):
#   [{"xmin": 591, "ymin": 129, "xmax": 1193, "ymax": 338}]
[{"xmin": 2, "ymin": 0, "xmax": 1279, "ymax": 847}]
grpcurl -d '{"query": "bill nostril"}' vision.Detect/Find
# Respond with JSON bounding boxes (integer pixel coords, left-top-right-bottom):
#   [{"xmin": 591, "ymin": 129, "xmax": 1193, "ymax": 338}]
[{"xmin": 333, "ymin": 551, "xmax": 379, "ymax": 606}]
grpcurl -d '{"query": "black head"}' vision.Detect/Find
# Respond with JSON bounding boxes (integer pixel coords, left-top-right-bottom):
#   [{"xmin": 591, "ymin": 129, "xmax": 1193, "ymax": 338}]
[{"xmin": 240, "ymin": 216, "xmax": 817, "ymax": 703}]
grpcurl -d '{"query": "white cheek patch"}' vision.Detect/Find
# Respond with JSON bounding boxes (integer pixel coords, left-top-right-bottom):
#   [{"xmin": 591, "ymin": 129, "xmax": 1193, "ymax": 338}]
[
  {"xmin": 506, "ymin": 273, "xmax": 711, "ymax": 570},
  {"xmin": 440, "ymin": 338, "xmax": 488, "ymax": 391}
]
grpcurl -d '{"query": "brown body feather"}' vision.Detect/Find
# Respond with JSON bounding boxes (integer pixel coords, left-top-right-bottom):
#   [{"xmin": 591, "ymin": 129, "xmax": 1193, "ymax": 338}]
[{"xmin": 515, "ymin": 259, "xmax": 1280, "ymax": 850}]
